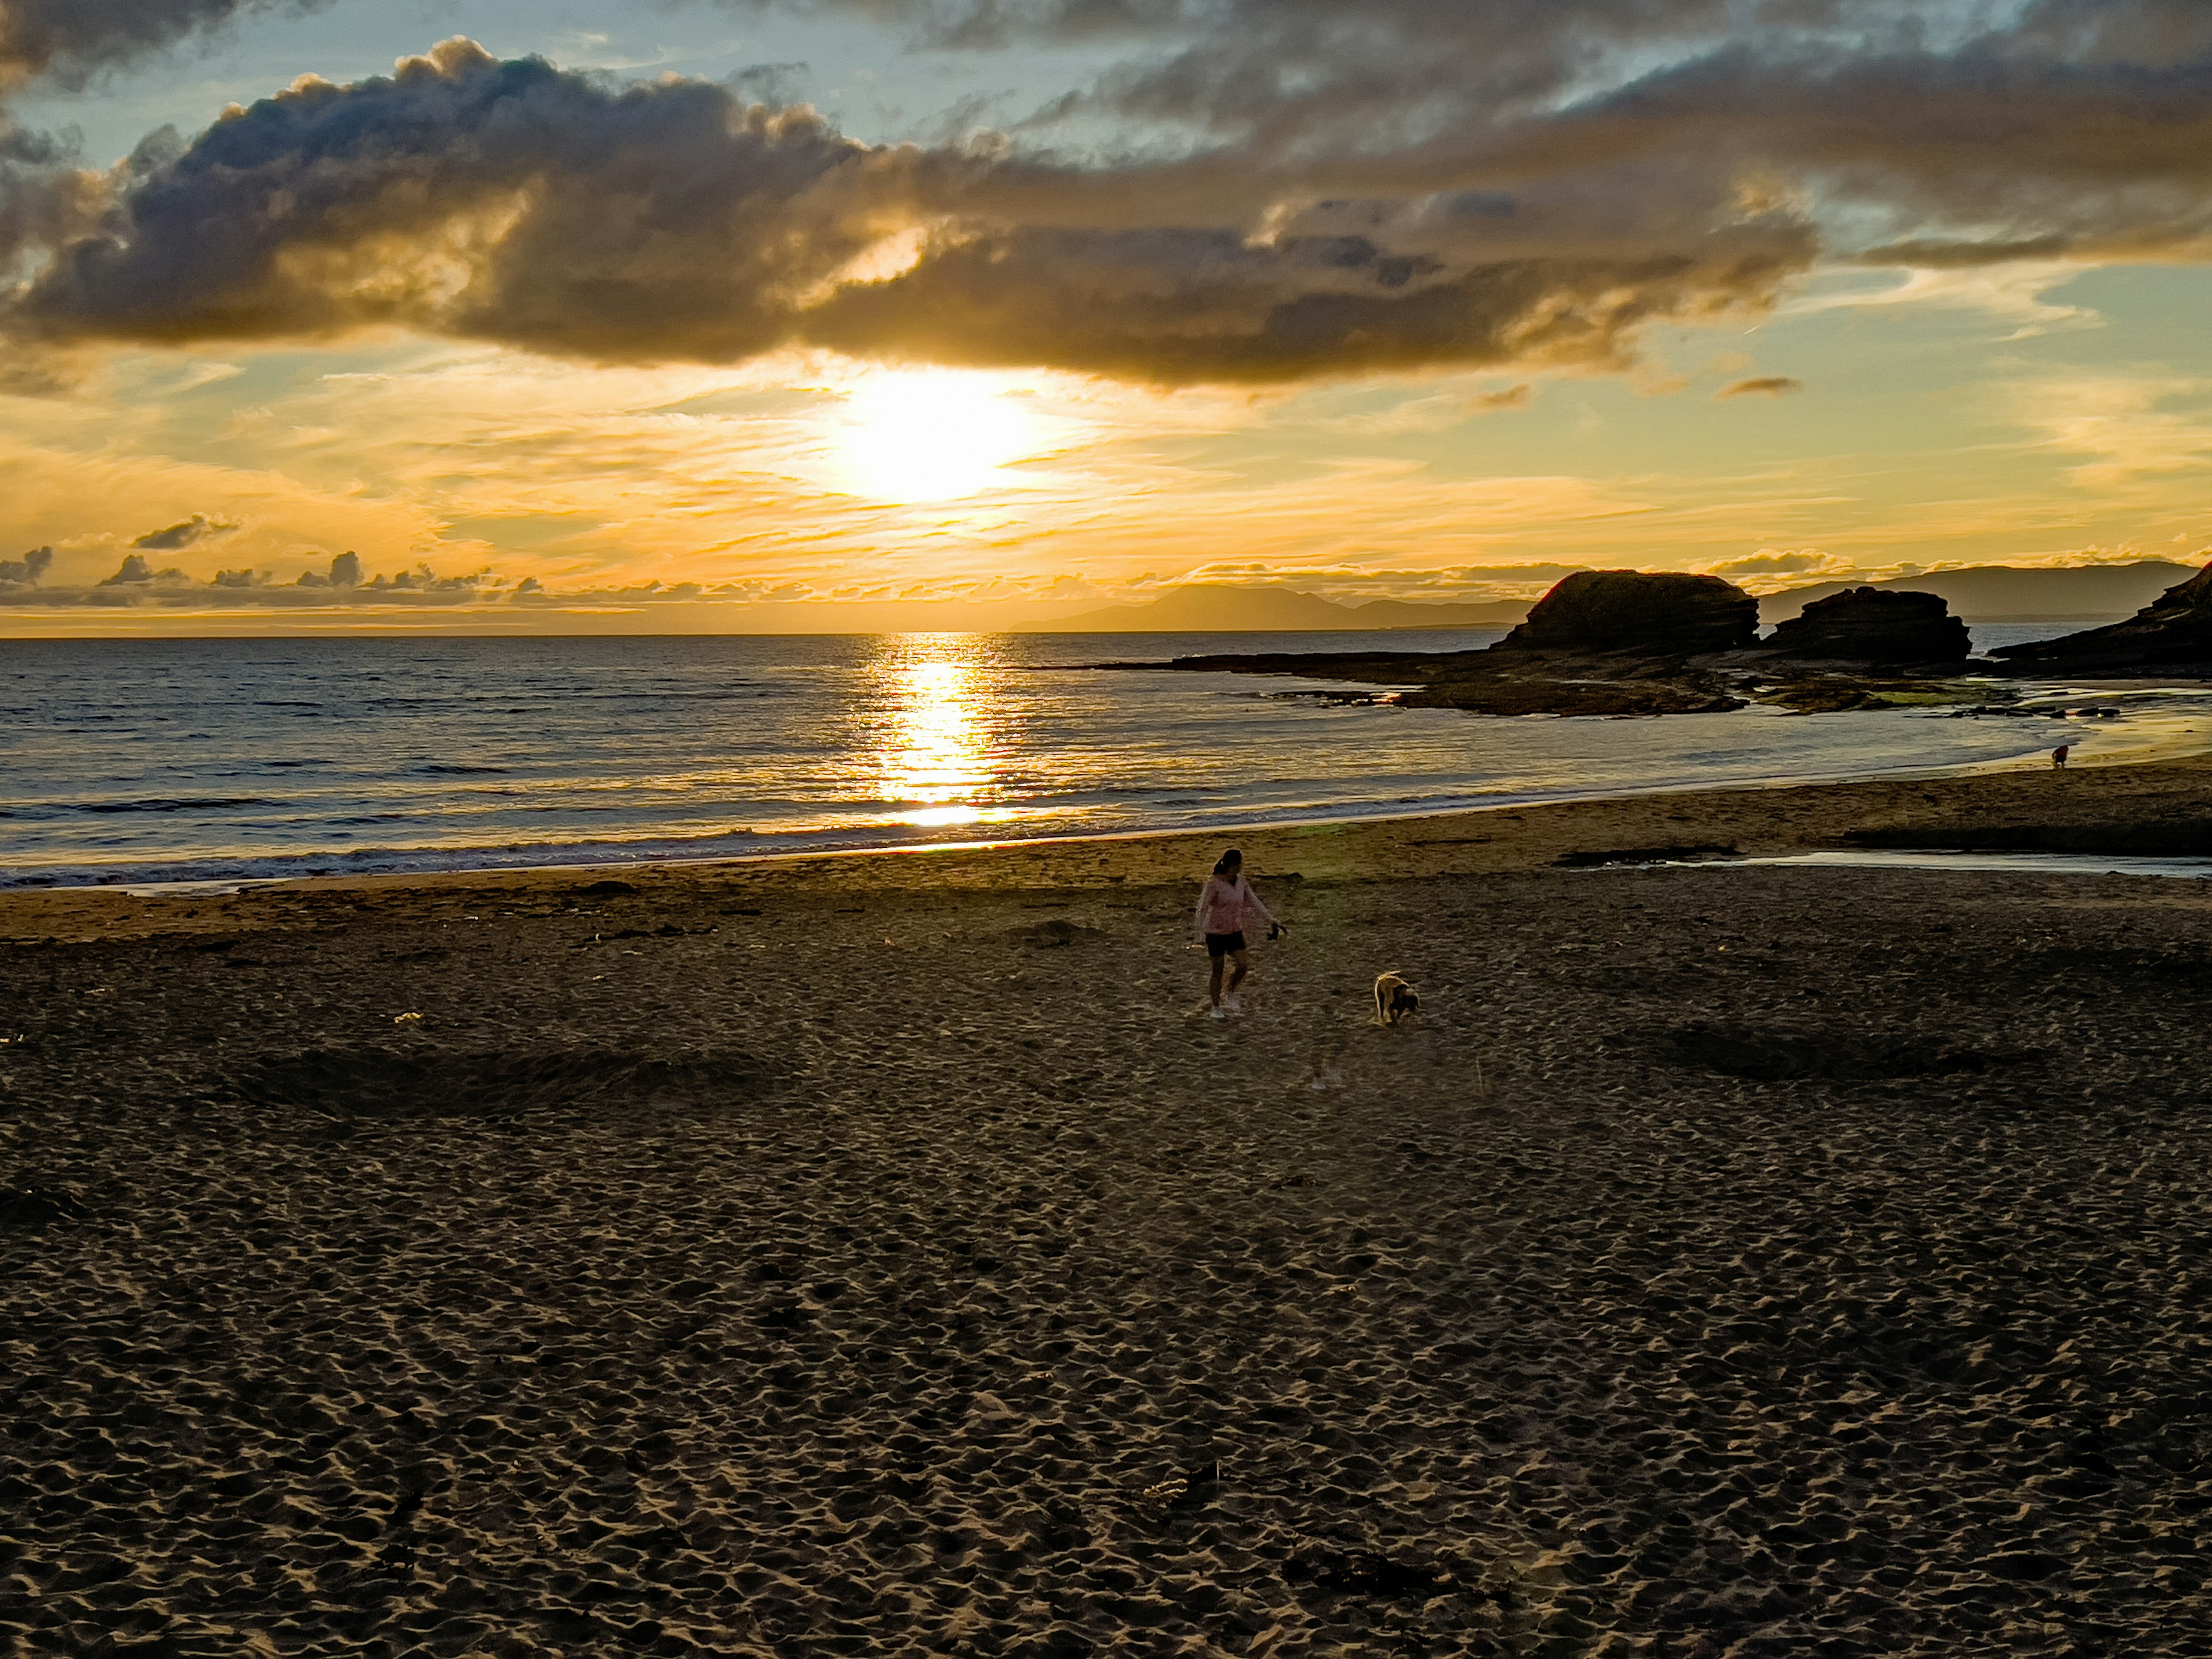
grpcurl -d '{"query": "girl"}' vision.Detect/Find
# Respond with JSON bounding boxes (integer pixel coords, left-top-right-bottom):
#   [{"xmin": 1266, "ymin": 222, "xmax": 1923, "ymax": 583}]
[{"xmin": 1193, "ymin": 847, "xmax": 1280, "ymax": 1017}]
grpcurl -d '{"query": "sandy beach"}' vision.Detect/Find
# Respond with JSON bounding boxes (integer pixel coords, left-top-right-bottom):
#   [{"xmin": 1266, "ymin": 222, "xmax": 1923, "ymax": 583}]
[{"xmin": 6, "ymin": 763, "xmax": 2212, "ymax": 1656}]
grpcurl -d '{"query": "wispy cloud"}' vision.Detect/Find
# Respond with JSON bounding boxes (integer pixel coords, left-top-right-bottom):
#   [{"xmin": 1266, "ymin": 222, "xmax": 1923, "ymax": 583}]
[
  {"xmin": 1787, "ymin": 262, "xmax": 2101, "ymax": 335},
  {"xmin": 2000, "ymin": 369, "xmax": 2212, "ymax": 494},
  {"xmin": 1717, "ymin": 376, "xmax": 1802, "ymax": 400}
]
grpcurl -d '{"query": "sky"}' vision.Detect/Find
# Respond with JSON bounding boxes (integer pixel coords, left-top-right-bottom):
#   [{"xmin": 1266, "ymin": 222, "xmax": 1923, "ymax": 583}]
[{"xmin": 2, "ymin": 0, "xmax": 2211, "ymax": 633}]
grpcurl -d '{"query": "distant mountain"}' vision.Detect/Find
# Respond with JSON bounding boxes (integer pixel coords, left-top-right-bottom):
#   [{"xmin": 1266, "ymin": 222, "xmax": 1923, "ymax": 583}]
[
  {"xmin": 1351, "ymin": 596, "xmax": 1536, "ymax": 629},
  {"xmin": 1762, "ymin": 562, "xmax": 2200, "ymax": 624},
  {"xmin": 1041, "ymin": 583, "xmax": 1532, "ymax": 632}
]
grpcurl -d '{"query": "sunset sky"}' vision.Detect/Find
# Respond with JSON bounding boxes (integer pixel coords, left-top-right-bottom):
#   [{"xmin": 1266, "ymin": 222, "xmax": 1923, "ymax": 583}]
[{"xmin": 3, "ymin": 0, "xmax": 2211, "ymax": 632}]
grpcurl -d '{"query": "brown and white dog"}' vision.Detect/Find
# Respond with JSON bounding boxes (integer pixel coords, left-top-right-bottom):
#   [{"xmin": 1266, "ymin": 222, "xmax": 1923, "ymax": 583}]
[{"xmin": 1373, "ymin": 972, "xmax": 1420, "ymax": 1027}]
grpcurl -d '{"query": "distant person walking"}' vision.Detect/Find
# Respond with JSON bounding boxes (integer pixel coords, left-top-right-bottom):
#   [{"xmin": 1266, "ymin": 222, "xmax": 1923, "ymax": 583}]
[
  {"xmin": 2053, "ymin": 744, "xmax": 2070, "ymax": 769},
  {"xmin": 1194, "ymin": 848, "xmax": 1279, "ymax": 1018}
]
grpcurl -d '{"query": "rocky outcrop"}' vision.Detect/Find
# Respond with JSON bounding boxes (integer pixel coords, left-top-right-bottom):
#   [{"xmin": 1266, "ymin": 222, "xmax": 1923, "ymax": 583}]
[
  {"xmin": 1127, "ymin": 646, "xmax": 1748, "ymax": 715},
  {"xmin": 1094, "ymin": 567, "xmax": 2001, "ymax": 716},
  {"xmin": 1992, "ymin": 562, "xmax": 2212, "ymax": 672},
  {"xmin": 1764, "ymin": 587, "xmax": 1971, "ymax": 663},
  {"xmin": 1403, "ymin": 671, "xmax": 1745, "ymax": 716},
  {"xmin": 1499, "ymin": 571, "xmax": 1759, "ymax": 656},
  {"xmin": 1105, "ymin": 641, "xmax": 1999, "ymax": 718}
]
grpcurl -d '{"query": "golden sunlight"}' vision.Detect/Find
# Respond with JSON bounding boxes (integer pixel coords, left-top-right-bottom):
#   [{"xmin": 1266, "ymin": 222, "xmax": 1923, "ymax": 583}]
[
  {"xmin": 835, "ymin": 371, "xmax": 1050, "ymax": 502},
  {"xmin": 876, "ymin": 639, "xmax": 1005, "ymax": 826}
]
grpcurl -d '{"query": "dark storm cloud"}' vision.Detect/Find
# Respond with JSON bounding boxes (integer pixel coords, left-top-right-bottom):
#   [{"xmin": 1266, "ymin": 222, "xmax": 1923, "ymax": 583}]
[
  {"xmin": 15, "ymin": 39, "xmax": 945, "ymax": 356},
  {"xmin": 0, "ymin": 557, "xmax": 749, "ymax": 612},
  {"xmin": 0, "ymin": 104, "xmax": 105, "ymax": 274},
  {"xmin": 2, "ymin": 551, "xmax": 509, "ymax": 609},
  {"xmin": 5, "ymin": 2, "xmax": 2212, "ymax": 382},
  {"xmin": 1509, "ymin": 41, "xmax": 2212, "ymax": 262},
  {"xmin": 99, "ymin": 554, "xmax": 171, "ymax": 585},
  {"xmin": 1, "ymin": 2, "xmax": 319, "ymax": 278},
  {"xmin": 1854, "ymin": 236, "xmax": 2078, "ymax": 269},
  {"xmin": 810, "ymin": 224, "xmax": 1810, "ymax": 382},
  {"xmin": 2002, "ymin": 0, "xmax": 2212, "ymax": 63},
  {"xmin": 3, "ymin": 37, "xmax": 1812, "ymax": 381},
  {"xmin": 0, "ymin": 1, "xmax": 324, "ymax": 92},
  {"xmin": 725, "ymin": 61, "xmax": 812, "ymax": 105},
  {"xmin": 783, "ymin": 0, "xmax": 2212, "ymax": 257},
  {"xmin": 133, "ymin": 512, "xmax": 240, "ymax": 550},
  {"xmin": 0, "ymin": 544, "xmax": 51, "ymax": 582}
]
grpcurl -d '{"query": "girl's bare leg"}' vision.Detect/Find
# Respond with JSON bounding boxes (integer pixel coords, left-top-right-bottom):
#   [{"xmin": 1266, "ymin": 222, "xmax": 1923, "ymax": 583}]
[
  {"xmin": 1209, "ymin": 953, "xmax": 1227, "ymax": 1006},
  {"xmin": 1227, "ymin": 948, "xmax": 1251, "ymax": 997}
]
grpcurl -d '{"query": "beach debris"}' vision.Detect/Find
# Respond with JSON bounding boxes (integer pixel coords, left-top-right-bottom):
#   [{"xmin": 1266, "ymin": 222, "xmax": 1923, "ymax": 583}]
[
  {"xmin": 1272, "ymin": 1172, "xmax": 1318, "ymax": 1189},
  {"xmin": 1134, "ymin": 1461, "xmax": 1218, "ymax": 1512},
  {"xmin": 393, "ymin": 1012, "xmax": 424, "ymax": 1025}
]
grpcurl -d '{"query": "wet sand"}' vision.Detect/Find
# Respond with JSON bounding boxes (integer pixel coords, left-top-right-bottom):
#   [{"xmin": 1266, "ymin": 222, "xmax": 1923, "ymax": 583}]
[{"xmin": 5, "ymin": 764, "xmax": 2212, "ymax": 1656}]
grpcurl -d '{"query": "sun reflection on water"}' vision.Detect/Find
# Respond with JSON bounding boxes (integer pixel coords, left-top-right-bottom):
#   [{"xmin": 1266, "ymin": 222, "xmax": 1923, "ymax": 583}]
[{"xmin": 876, "ymin": 639, "xmax": 1007, "ymax": 827}]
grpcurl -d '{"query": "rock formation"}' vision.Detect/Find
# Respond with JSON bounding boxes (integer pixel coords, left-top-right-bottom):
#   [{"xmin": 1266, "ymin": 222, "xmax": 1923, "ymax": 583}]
[
  {"xmin": 1499, "ymin": 571, "xmax": 1759, "ymax": 655},
  {"xmin": 1764, "ymin": 587, "xmax": 1971, "ymax": 663},
  {"xmin": 1992, "ymin": 562, "xmax": 2212, "ymax": 672},
  {"xmin": 1128, "ymin": 646, "xmax": 1747, "ymax": 715},
  {"xmin": 1099, "ymin": 569, "xmax": 2003, "ymax": 716}
]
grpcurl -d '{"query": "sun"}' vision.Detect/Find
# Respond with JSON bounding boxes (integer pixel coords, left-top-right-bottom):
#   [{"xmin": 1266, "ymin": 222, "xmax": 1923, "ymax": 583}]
[{"xmin": 835, "ymin": 370, "xmax": 1050, "ymax": 502}]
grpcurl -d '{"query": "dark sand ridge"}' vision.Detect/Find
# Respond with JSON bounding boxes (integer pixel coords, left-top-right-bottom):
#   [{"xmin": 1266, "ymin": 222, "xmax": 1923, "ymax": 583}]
[{"xmin": 5, "ymin": 763, "xmax": 2212, "ymax": 1656}]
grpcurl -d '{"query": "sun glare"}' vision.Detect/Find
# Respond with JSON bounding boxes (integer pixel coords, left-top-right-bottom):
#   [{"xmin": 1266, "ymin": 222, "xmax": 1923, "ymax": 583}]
[
  {"xmin": 877, "ymin": 640, "xmax": 1006, "ymax": 827},
  {"xmin": 836, "ymin": 372, "xmax": 1050, "ymax": 502}
]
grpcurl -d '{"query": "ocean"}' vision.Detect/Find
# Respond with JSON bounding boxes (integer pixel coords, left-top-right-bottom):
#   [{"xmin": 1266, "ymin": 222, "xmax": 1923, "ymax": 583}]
[{"xmin": 3, "ymin": 628, "xmax": 2200, "ymax": 889}]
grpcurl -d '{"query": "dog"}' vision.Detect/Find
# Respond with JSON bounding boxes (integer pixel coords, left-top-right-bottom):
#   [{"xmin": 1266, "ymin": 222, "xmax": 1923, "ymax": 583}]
[{"xmin": 1373, "ymin": 972, "xmax": 1420, "ymax": 1027}]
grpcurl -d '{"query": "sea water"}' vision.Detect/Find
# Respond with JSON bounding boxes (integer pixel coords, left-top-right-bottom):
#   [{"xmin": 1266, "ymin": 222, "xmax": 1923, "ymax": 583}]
[{"xmin": 3, "ymin": 630, "xmax": 2205, "ymax": 889}]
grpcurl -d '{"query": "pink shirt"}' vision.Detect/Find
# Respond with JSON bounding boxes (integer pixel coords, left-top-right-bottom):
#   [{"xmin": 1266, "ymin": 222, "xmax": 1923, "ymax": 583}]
[{"xmin": 1195, "ymin": 873, "xmax": 1274, "ymax": 940}]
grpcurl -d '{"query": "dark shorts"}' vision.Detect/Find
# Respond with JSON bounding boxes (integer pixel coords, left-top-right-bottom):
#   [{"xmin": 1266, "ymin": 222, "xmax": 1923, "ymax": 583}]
[{"xmin": 1206, "ymin": 930, "xmax": 1247, "ymax": 958}]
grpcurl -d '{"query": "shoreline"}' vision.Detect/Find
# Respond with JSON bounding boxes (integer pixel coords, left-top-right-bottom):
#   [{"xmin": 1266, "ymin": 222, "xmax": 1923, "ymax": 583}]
[
  {"xmin": 13, "ymin": 701, "xmax": 2208, "ymax": 902},
  {"xmin": 13, "ymin": 656, "xmax": 2210, "ymax": 902},
  {"xmin": 7, "ymin": 748, "xmax": 2212, "ymax": 945}
]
